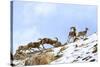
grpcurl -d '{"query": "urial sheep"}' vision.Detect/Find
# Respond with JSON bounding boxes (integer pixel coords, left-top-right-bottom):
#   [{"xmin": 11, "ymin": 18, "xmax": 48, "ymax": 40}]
[
  {"xmin": 68, "ymin": 27, "xmax": 77, "ymax": 43},
  {"xmin": 77, "ymin": 28, "xmax": 88, "ymax": 39},
  {"xmin": 38, "ymin": 37, "xmax": 62, "ymax": 48},
  {"xmin": 17, "ymin": 41, "xmax": 42, "ymax": 52}
]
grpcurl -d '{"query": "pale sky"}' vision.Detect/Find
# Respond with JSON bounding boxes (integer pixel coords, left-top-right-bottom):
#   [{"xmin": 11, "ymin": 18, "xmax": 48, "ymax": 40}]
[{"xmin": 12, "ymin": 1, "xmax": 97, "ymax": 53}]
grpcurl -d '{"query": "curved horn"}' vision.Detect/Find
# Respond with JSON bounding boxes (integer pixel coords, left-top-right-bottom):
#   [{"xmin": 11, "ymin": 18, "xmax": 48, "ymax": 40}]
[
  {"xmin": 38, "ymin": 38, "xmax": 42, "ymax": 40},
  {"xmin": 86, "ymin": 27, "xmax": 88, "ymax": 30},
  {"xmin": 54, "ymin": 37, "xmax": 58, "ymax": 41}
]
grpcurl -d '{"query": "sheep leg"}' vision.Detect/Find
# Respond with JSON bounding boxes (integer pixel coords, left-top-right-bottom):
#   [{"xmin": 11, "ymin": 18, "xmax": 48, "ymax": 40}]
[
  {"xmin": 38, "ymin": 47, "xmax": 41, "ymax": 51},
  {"xmin": 70, "ymin": 37, "xmax": 74, "ymax": 43},
  {"xmin": 68, "ymin": 36, "xmax": 74, "ymax": 43},
  {"xmin": 38, "ymin": 47, "xmax": 43, "ymax": 53},
  {"xmin": 31, "ymin": 48, "xmax": 34, "ymax": 52},
  {"xmin": 83, "ymin": 35, "xmax": 86, "ymax": 39},
  {"xmin": 67, "ymin": 36, "xmax": 71, "ymax": 43},
  {"xmin": 29, "ymin": 49, "xmax": 31, "ymax": 53},
  {"xmin": 42, "ymin": 44, "xmax": 46, "ymax": 50},
  {"xmin": 73, "ymin": 36, "xmax": 77, "ymax": 42}
]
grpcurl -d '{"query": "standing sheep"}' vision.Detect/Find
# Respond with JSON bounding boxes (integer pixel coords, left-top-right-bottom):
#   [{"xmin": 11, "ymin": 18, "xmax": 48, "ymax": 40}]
[
  {"xmin": 68, "ymin": 27, "xmax": 77, "ymax": 43},
  {"xmin": 77, "ymin": 28, "xmax": 88, "ymax": 39}
]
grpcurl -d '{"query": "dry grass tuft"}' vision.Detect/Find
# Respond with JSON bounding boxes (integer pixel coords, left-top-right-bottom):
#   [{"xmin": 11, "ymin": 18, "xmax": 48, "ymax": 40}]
[
  {"xmin": 25, "ymin": 52, "xmax": 55, "ymax": 65},
  {"xmin": 14, "ymin": 51, "xmax": 27, "ymax": 60}
]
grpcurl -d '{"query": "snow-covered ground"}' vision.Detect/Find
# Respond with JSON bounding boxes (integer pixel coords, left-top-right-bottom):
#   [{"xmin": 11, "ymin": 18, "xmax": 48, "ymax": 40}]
[
  {"xmin": 13, "ymin": 33, "xmax": 98, "ymax": 66},
  {"xmin": 50, "ymin": 33, "xmax": 98, "ymax": 64}
]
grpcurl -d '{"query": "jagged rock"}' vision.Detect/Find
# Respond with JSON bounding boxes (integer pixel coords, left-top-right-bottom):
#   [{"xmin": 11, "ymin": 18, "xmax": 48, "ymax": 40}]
[
  {"xmin": 92, "ymin": 44, "xmax": 97, "ymax": 53},
  {"xmin": 89, "ymin": 59, "xmax": 96, "ymax": 62},
  {"xmin": 14, "ymin": 51, "xmax": 27, "ymax": 60},
  {"xmin": 25, "ymin": 52, "xmax": 55, "ymax": 65},
  {"xmin": 72, "ymin": 59, "xmax": 78, "ymax": 63},
  {"xmin": 83, "ymin": 38, "xmax": 88, "ymax": 40},
  {"xmin": 76, "ymin": 56, "xmax": 81, "ymax": 59},
  {"xmin": 82, "ymin": 56, "xmax": 92, "ymax": 61}
]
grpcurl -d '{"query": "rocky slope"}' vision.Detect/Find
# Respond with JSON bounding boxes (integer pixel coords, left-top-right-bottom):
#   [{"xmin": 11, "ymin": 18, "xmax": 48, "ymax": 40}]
[{"xmin": 13, "ymin": 33, "xmax": 98, "ymax": 66}]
